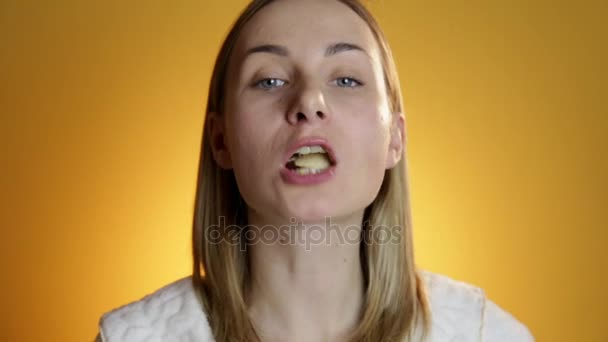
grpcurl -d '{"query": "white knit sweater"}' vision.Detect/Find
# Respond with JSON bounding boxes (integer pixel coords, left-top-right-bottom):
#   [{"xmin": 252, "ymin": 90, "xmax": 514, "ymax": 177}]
[{"xmin": 96, "ymin": 270, "xmax": 534, "ymax": 341}]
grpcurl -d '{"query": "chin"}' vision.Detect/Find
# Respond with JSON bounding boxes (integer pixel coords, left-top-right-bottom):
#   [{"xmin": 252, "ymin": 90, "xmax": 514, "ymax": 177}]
[
  {"xmin": 284, "ymin": 200, "xmax": 362, "ymax": 225},
  {"xmin": 285, "ymin": 203, "xmax": 335, "ymax": 224}
]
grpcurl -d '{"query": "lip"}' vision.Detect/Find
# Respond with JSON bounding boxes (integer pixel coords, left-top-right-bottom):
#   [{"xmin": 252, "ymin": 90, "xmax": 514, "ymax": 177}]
[
  {"xmin": 280, "ymin": 165, "xmax": 336, "ymax": 185},
  {"xmin": 282, "ymin": 137, "xmax": 338, "ymax": 166},
  {"xmin": 280, "ymin": 136, "xmax": 338, "ymax": 185}
]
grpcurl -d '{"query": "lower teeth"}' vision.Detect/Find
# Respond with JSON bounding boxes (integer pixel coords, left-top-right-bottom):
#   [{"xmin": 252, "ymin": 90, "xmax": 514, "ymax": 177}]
[{"xmin": 295, "ymin": 167, "xmax": 326, "ymax": 175}]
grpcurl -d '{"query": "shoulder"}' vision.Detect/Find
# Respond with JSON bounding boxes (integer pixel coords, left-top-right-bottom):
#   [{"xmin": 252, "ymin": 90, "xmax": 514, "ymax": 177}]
[
  {"xmin": 481, "ymin": 297, "xmax": 535, "ymax": 341},
  {"xmin": 97, "ymin": 276, "xmax": 214, "ymax": 342},
  {"xmin": 96, "ymin": 272, "xmax": 533, "ymax": 342},
  {"xmin": 419, "ymin": 269, "xmax": 534, "ymax": 341}
]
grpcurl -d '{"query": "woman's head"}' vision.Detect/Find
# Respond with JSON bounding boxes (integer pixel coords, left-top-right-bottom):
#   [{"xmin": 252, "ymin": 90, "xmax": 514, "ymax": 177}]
[
  {"xmin": 208, "ymin": 0, "xmax": 405, "ymax": 224},
  {"xmin": 193, "ymin": 1, "xmax": 430, "ymax": 341}
]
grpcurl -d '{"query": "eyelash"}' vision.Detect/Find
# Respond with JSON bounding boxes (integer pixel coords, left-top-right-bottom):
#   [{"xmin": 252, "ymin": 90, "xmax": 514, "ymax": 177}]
[
  {"xmin": 335, "ymin": 76, "xmax": 363, "ymax": 88},
  {"xmin": 253, "ymin": 76, "xmax": 363, "ymax": 90},
  {"xmin": 254, "ymin": 78, "xmax": 287, "ymax": 90}
]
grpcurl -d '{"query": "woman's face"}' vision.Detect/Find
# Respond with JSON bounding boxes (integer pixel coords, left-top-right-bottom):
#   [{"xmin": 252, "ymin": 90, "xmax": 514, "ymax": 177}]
[{"xmin": 212, "ymin": 0, "xmax": 403, "ymax": 224}]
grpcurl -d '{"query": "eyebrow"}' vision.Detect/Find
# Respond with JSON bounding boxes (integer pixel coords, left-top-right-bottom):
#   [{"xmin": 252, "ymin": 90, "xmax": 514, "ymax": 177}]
[{"xmin": 245, "ymin": 42, "xmax": 367, "ymax": 58}]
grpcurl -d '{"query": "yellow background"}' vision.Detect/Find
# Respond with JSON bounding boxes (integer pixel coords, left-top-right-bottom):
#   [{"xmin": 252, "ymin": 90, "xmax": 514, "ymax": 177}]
[{"xmin": 1, "ymin": 0, "xmax": 606, "ymax": 341}]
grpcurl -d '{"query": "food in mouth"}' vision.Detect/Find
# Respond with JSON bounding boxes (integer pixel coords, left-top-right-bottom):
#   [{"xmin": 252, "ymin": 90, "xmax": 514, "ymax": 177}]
[{"xmin": 285, "ymin": 145, "xmax": 333, "ymax": 175}]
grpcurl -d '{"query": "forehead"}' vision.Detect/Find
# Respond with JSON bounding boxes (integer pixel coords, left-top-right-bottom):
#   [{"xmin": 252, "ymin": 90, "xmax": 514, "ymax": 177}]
[{"xmin": 232, "ymin": 0, "xmax": 380, "ymax": 61}]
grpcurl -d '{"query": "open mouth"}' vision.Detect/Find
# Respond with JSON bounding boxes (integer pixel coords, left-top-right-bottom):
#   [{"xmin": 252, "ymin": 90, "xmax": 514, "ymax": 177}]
[{"xmin": 284, "ymin": 144, "xmax": 337, "ymax": 175}]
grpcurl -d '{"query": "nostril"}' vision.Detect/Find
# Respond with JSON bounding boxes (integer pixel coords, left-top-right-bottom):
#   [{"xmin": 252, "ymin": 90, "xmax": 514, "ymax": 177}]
[
  {"xmin": 296, "ymin": 112, "xmax": 306, "ymax": 121},
  {"xmin": 316, "ymin": 111, "xmax": 325, "ymax": 119}
]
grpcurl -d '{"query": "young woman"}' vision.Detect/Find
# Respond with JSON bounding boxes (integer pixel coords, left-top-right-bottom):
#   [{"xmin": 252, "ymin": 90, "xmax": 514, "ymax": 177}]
[{"xmin": 96, "ymin": 0, "xmax": 534, "ymax": 341}]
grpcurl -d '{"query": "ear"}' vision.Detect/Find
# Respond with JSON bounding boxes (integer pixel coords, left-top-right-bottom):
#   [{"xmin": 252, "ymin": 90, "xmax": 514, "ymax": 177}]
[
  {"xmin": 385, "ymin": 112, "xmax": 406, "ymax": 169},
  {"xmin": 207, "ymin": 112, "xmax": 233, "ymax": 169}
]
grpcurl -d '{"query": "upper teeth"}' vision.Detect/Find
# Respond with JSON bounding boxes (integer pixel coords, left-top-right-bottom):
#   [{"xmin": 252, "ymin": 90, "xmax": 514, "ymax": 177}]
[{"xmin": 294, "ymin": 145, "xmax": 326, "ymax": 155}]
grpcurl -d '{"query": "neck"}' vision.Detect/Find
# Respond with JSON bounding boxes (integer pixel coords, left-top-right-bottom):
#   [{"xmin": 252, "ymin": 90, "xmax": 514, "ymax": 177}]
[{"xmin": 245, "ymin": 210, "xmax": 365, "ymax": 342}]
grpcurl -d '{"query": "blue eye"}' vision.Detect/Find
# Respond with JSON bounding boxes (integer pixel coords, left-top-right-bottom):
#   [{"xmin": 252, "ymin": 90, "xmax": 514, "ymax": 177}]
[
  {"xmin": 335, "ymin": 77, "xmax": 362, "ymax": 88},
  {"xmin": 254, "ymin": 78, "xmax": 286, "ymax": 90}
]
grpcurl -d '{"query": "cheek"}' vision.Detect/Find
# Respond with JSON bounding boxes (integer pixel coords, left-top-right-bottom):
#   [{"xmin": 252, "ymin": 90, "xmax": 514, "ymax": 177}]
[
  {"xmin": 226, "ymin": 117, "xmax": 264, "ymax": 170},
  {"xmin": 224, "ymin": 117, "xmax": 270, "ymax": 209},
  {"xmin": 348, "ymin": 99, "xmax": 391, "ymax": 152},
  {"xmin": 361, "ymin": 125, "xmax": 390, "ymax": 174},
  {"xmin": 225, "ymin": 110, "xmax": 284, "ymax": 188},
  {"xmin": 347, "ymin": 103, "xmax": 391, "ymax": 182}
]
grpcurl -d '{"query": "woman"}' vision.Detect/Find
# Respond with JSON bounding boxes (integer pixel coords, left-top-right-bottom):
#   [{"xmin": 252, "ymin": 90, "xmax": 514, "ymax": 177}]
[{"xmin": 96, "ymin": 0, "xmax": 534, "ymax": 341}]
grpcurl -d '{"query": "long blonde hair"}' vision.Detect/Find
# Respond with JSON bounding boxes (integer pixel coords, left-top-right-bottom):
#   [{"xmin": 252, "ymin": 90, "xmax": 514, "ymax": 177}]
[{"xmin": 192, "ymin": 1, "xmax": 431, "ymax": 341}]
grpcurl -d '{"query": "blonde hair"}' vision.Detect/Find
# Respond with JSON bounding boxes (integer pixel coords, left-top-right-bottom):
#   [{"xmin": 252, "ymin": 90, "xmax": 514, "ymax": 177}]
[{"xmin": 192, "ymin": 0, "xmax": 431, "ymax": 341}]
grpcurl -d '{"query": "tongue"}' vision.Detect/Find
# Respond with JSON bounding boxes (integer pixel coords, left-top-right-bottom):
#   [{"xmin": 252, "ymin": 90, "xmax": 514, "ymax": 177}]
[{"xmin": 294, "ymin": 153, "xmax": 331, "ymax": 169}]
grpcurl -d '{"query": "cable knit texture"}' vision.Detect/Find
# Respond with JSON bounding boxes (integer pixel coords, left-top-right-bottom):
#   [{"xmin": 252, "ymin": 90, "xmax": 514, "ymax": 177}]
[{"xmin": 97, "ymin": 270, "xmax": 534, "ymax": 341}]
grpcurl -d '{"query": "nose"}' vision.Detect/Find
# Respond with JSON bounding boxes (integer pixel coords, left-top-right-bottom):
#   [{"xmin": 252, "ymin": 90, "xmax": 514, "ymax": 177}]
[{"xmin": 286, "ymin": 84, "xmax": 329, "ymax": 125}]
